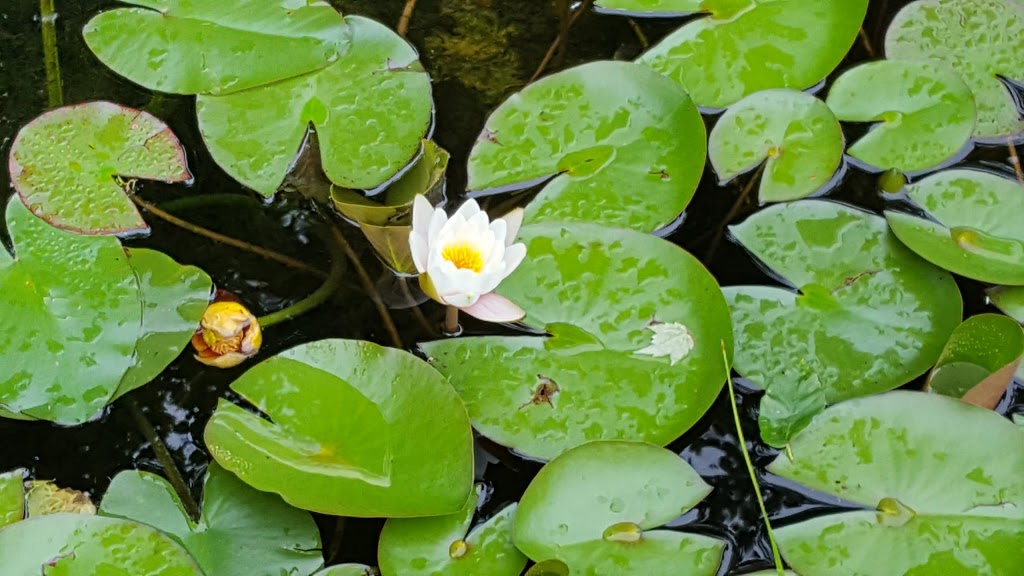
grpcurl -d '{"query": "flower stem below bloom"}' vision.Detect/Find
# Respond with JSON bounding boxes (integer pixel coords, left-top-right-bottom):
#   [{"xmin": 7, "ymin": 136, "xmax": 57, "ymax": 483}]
[{"xmin": 444, "ymin": 305, "xmax": 461, "ymax": 336}]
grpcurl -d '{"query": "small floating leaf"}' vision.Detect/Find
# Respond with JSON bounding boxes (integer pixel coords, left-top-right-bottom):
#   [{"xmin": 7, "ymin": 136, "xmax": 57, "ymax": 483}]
[
  {"xmin": 523, "ymin": 559, "xmax": 571, "ymax": 576},
  {"xmin": 826, "ymin": 60, "xmax": 976, "ymax": 172},
  {"xmin": 708, "ymin": 89, "xmax": 843, "ymax": 202},
  {"xmin": 885, "ymin": 169, "xmax": 1024, "ymax": 285},
  {"xmin": 927, "ymin": 314, "xmax": 1024, "ymax": 409},
  {"xmin": 0, "ymin": 514, "xmax": 202, "ymax": 575},
  {"xmin": 422, "ymin": 222, "xmax": 733, "ymax": 461},
  {"xmin": 378, "ymin": 484, "xmax": 527, "ymax": 576},
  {"xmin": 84, "ymin": 0, "xmax": 350, "ymax": 95},
  {"xmin": 725, "ymin": 200, "xmax": 962, "ymax": 446},
  {"xmin": 989, "ymin": 286, "xmax": 1024, "ymax": 323},
  {"xmin": 513, "ymin": 441, "xmax": 724, "ymax": 575},
  {"xmin": 204, "ymin": 339, "xmax": 473, "ymax": 517},
  {"xmin": 885, "ymin": 0, "xmax": 1024, "ymax": 139},
  {"xmin": 0, "ymin": 471, "xmax": 25, "ymax": 529},
  {"xmin": 100, "ymin": 464, "xmax": 322, "ymax": 576},
  {"xmin": 770, "ymin": 391, "xmax": 1024, "ymax": 575},
  {"xmin": 638, "ymin": 0, "xmax": 869, "ymax": 108},
  {"xmin": 467, "ymin": 61, "xmax": 706, "ymax": 232},
  {"xmin": 198, "ymin": 16, "xmax": 432, "ymax": 196},
  {"xmin": 8, "ymin": 102, "xmax": 190, "ymax": 235},
  {"xmin": 594, "ymin": 0, "xmax": 703, "ymax": 16}
]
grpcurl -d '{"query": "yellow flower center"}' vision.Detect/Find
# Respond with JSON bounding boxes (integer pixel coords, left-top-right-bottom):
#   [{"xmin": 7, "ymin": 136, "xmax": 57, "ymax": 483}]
[{"xmin": 442, "ymin": 242, "xmax": 484, "ymax": 273}]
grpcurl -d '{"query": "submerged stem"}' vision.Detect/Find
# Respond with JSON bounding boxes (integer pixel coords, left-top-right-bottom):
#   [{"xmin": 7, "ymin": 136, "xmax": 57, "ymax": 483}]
[
  {"xmin": 705, "ymin": 162, "xmax": 766, "ymax": 262},
  {"xmin": 256, "ymin": 229, "xmax": 345, "ymax": 328},
  {"xmin": 331, "ymin": 226, "xmax": 404, "ymax": 349},
  {"xmin": 39, "ymin": 0, "xmax": 63, "ymax": 107},
  {"xmin": 126, "ymin": 399, "xmax": 201, "ymax": 521},
  {"xmin": 529, "ymin": 0, "xmax": 594, "ymax": 83},
  {"xmin": 721, "ymin": 341, "xmax": 785, "ymax": 574},
  {"xmin": 1008, "ymin": 137, "xmax": 1024, "ymax": 185},
  {"xmin": 397, "ymin": 0, "xmax": 418, "ymax": 37},
  {"xmin": 444, "ymin": 305, "xmax": 460, "ymax": 336}
]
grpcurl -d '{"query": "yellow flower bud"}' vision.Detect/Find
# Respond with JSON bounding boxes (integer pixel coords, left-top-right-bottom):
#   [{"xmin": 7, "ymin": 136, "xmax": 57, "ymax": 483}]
[{"xmin": 191, "ymin": 301, "xmax": 262, "ymax": 368}]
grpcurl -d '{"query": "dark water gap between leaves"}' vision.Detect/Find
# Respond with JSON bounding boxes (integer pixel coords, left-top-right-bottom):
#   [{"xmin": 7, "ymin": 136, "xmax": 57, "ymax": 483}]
[{"xmin": 0, "ymin": 0, "xmax": 1022, "ymax": 573}]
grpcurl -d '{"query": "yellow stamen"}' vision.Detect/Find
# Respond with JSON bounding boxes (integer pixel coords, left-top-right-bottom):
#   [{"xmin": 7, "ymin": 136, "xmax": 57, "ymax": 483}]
[{"xmin": 442, "ymin": 242, "xmax": 484, "ymax": 273}]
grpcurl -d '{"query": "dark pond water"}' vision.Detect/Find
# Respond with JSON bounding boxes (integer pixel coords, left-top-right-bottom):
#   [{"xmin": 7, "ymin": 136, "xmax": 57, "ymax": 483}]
[{"xmin": 0, "ymin": 0, "xmax": 1022, "ymax": 573}]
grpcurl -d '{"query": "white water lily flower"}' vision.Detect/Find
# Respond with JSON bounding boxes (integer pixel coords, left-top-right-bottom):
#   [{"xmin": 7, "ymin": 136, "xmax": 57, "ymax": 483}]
[
  {"xmin": 634, "ymin": 322, "xmax": 695, "ymax": 365},
  {"xmin": 409, "ymin": 195, "xmax": 527, "ymax": 322}
]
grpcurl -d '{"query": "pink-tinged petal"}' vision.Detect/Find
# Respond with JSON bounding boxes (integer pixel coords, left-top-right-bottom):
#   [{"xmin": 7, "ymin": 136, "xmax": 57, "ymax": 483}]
[
  {"xmin": 409, "ymin": 230, "xmax": 429, "ymax": 273},
  {"xmin": 452, "ymin": 198, "xmax": 481, "ymax": 222},
  {"xmin": 461, "ymin": 293, "xmax": 526, "ymax": 323},
  {"xmin": 412, "ymin": 195, "xmax": 433, "ymax": 235},
  {"xmin": 501, "ymin": 208, "xmax": 525, "ymax": 244},
  {"xmin": 501, "ymin": 243, "xmax": 527, "ymax": 280}
]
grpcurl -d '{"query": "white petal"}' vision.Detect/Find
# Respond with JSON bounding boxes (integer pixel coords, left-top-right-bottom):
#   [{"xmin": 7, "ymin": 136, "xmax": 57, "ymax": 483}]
[
  {"xmin": 452, "ymin": 198, "xmax": 481, "ymax": 222},
  {"xmin": 429, "ymin": 265, "xmax": 486, "ymax": 308},
  {"xmin": 461, "ymin": 293, "xmax": 526, "ymax": 323},
  {"xmin": 489, "ymin": 217, "xmax": 508, "ymax": 246},
  {"xmin": 410, "ymin": 230, "xmax": 429, "ymax": 273},
  {"xmin": 634, "ymin": 322, "xmax": 695, "ymax": 366},
  {"xmin": 427, "ymin": 201, "xmax": 448, "ymax": 243},
  {"xmin": 501, "ymin": 243, "xmax": 527, "ymax": 279},
  {"xmin": 501, "ymin": 208, "xmax": 525, "ymax": 244},
  {"xmin": 412, "ymin": 195, "xmax": 433, "ymax": 236}
]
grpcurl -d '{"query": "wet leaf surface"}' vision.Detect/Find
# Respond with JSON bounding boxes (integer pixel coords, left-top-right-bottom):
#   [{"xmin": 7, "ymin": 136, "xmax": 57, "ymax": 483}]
[
  {"xmin": 8, "ymin": 102, "xmax": 190, "ymax": 236},
  {"xmin": 84, "ymin": 0, "xmax": 350, "ymax": 95},
  {"xmin": 204, "ymin": 339, "xmax": 474, "ymax": 517},
  {"xmin": 885, "ymin": 0, "xmax": 1024, "ymax": 139},
  {"xmin": 885, "ymin": 169, "xmax": 1024, "ymax": 285},
  {"xmin": 197, "ymin": 16, "xmax": 432, "ymax": 196},
  {"xmin": 708, "ymin": 89, "xmax": 843, "ymax": 202},
  {"xmin": 594, "ymin": 0, "xmax": 703, "ymax": 16},
  {"xmin": 0, "ymin": 471, "xmax": 25, "ymax": 529},
  {"xmin": 927, "ymin": 313, "xmax": 1024, "ymax": 407},
  {"xmin": 725, "ymin": 200, "xmax": 962, "ymax": 446},
  {"xmin": 770, "ymin": 391, "xmax": 1024, "ymax": 575},
  {"xmin": 422, "ymin": 222, "xmax": 733, "ymax": 460},
  {"xmin": 989, "ymin": 286, "xmax": 1024, "ymax": 323},
  {"xmin": 513, "ymin": 441, "xmax": 724, "ymax": 575},
  {"xmin": 467, "ymin": 61, "xmax": 706, "ymax": 232}
]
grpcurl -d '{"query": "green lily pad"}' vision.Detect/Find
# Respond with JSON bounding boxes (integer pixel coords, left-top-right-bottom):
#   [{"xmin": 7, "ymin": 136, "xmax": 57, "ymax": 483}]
[
  {"xmin": 0, "ymin": 199, "xmax": 141, "ymax": 424},
  {"xmin": 0, "ymin": 470, "xmax": 25, "ymax": 529},
  {"xmin": 204, "ymin": 339, "xmax": 473, "ymax": 517},
  {"xmin": 885, "ymin": 0, "xmax": 1024, "ymax": 140},
  {"xmin": 524, "ymin": 560, "xmax": 571, "ymax": 576},
  {"xmin": 769, "ymin": 391, "xmax": 1024, "ymax": 575},
  {"xmin": 112, "ymin": 249, "xmax": 212, "ymax": 401},
  {"xmin": 989, "ymin": 286, "xmax": 1024, "ymax": 323},
  {"xmin": 197, "ymin": 15, "xmax": 432, "ymax": 197},
  {"xmin": 314, "ymin": 567, "xmax": 377, "ymax": 576},
  {"xmin": 708, "ymin": 89, "xmax": 843, "ymax": 202},
  {"xmin": 724, "ymin": 200, "xmax": 962, "ymax": 446},
  {"xmin": 8, "ymin": 101, "xmax": 190, "ymax": 235},
  {"xmin": 421, "ymin": 222, "xmax": 733, "ymax": 461},
  {"xmin": 594, "ymin": 0, "xmax": 703, "ymax": 16},
  {"xmin": 466, "ymin": 60, "xmax": 706, "ymax": 233},
  {"xmin": 0, "ymin": 513, "xmax": 202, "ymax": 575},
  {"xmin": 826, "ymin": 60, "xmax": 976, "ymax": 172},
  {"xmin": 885, "ymin": 169, "xmax": 1024, "ymax": 285},
  {"xmin": 100, "ymin": 466, "xmax": 322, "ymax": 576},
  {"xmin": 927, "ymin": 313, "xmax": 1024, "ymax": 403},
  {"xmin": 513, "ymin": 441, "xmax": 724, "ymax": 575},
  {"xmin": 638, "ymin": 0, "xmax": 868, "ymax": 108},
  {"xmin": 378, "ymin": 484, "xmax": 527, "ymax": 576},
  {"xmin": 84, "ymin": 0, "xmax": 349, "ymax": 95}
]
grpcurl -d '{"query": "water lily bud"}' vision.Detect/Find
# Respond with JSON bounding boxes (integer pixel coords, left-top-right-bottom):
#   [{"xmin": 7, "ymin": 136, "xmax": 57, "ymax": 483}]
[
  {"xmin": 191, "ymin": 301, "xmax": 262, "ymax": 368},
  {"xmin": 408, "ymin": 195, "xmax": 528, "ymax": 323}
]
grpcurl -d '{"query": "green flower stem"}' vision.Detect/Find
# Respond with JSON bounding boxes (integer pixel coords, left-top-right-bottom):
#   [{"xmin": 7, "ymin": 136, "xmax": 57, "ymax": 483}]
[
  {"xmin": 721, "ymin": 341, "xmax": 786, "ymax": 574},
  {"xmin": 39, "ymin": 0, "xmax": 63, "ymax": 107},
  {"xmin": 125, "ymin": 399, "xmax": 201, "ymax": 522},
  {"xmin": 256, "ymin": 230, "xmax": 345, "ymax": 328}
]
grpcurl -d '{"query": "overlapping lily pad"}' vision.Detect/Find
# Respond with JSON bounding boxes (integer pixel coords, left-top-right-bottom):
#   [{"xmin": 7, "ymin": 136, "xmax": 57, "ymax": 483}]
[
  {"xmin": 315, "ymin": 567, "xmax": 376, "ymax": 576},
  {"xmin": 989, "ymin": 286, "xmax": 1024, "ymax": 323},
  {"xmin": 7, "ymin": 102, "xmax": 190, "ymax": 235},
  {"xmin": 204, "ymin": 339, "xmax": 474, "ymax": 517},
  {"xmin": 826, "ymin": 60, "xmax": 976, "ymax": 172},
  {"xmin": 927, "ymin": 314, "xmax": 1024, "ymax": 407},
  {"xmin": 724, "ymin": 200, "xmax": 962, "ymax": 446},
  {"xmin": 0, "ymin": 513, "xmax": 202, "ymax": 575},
  {"xmin": 378, "ymin": 484, "xmax": 527, "ymax": 576},
  {"xmin": 770, "ymin": 391, "xmax": 1024, "ymax": 575},
  {"xmin": 708, "ymin": 89, "xmax": 843, "ymax": 202},
  {"xmin": 84, "ymin": 0, "xmax": 350, "ymax": 95},
  {"xmin": 467, "ymin": 61, "xmax": 706, "ymax": 233},
  {"xmin": 885, "ymin": 0, "xmax": 1024, "ymax": 139},
  {"xmin": 99, "ymin": 465, "xmax": 323, "ymax": 576},
  {"xmin": 513, "ymin": 441, "xmax": 724, "ymax": 575},
  {"xmin": 421, "ymin": 222, "xmax": 733, "ymax": 461},
  {"xmin": 197, "ymin": 16, "xmax": 432, "ymax": 197},
  {"xmin": 0, "ymin": 471, "xmax": 24, "ymax": 529},
  {"xmin": 885, "ymin": 169, "xmax": 1024, "ymax": 285},
  {"xmin": 637, "ymin": 0, "xmax": 869, "ymax": 108},
  {"xmin": 594, "ymin": 0, "xmax": 703, "ymax": 15}
]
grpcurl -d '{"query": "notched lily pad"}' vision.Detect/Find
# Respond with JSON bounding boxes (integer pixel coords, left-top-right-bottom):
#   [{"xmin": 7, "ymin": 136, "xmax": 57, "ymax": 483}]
[
  {"xmin": 8, "ymin": 102, "xmax": 190, "ymax": 235},
  {"xmin": 770, "ymin": 391, "xmax": 1024, "ymax": 575},
  {"xmin": 926, "ymin": 313, "xmax": 1024, "ymax": 409},
  {"xmin": 513, "ymin": 441, "xmax": 724, "ymax": 575},
  {"xmin": 378, "ymin": 484, "xmax": 527, "ymax": 576},
  {"xmin": 725, "ymin": 200, "xmax": 962, "ymax": 446},
  {"xmin": 988, "ymin": 285, "xmax": 1024, "ymax": 323},
  {"xmin": 422, "ymin": 222, "xmax": 733, "ymax": 461},
  {"xmin": 467, "ymin": 61, "xmax": 706, "ymax": 233},
  {"xmin": 638, "ymin": 0, "xmax": 869, "ymax": 108},
  {"xmin": 885, "ymin": 169, "xmax": 1024, "ymax": 285},
  {"xmin": 885, "ymin": 0, "xmax": 1024, "ymax": 139},
  {"xmin": 826, "ymin": 60, "xmax": 976, "ymax": 172},
  {"xmin": 197, "ymin": 16, "xmax": 432, "ymax": 197},
  {"xmin": 708, "ymin": 89, "xmax": 843, "ymax": 202},
  {"xmin": 204, "ymin": 339, "xmax": 473, "ymax": 518},
  {"xmin": 84, "ymin": 0, "xmax": 351, "ymax": 95}
]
